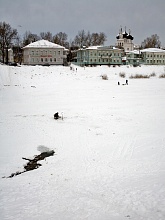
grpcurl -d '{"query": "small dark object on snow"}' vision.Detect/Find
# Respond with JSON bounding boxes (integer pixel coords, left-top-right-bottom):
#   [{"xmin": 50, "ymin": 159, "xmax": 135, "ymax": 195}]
[
  {"xmin": 126, "ymin": 79, "xmax": 128, "ymax": 85},
  {"xmin": 118, "ymin": 81, "xmax": 120, "ymax": 85},
  {"xmin": 54, "ymin": 112, "xmax": 59, "ymax": 120}
]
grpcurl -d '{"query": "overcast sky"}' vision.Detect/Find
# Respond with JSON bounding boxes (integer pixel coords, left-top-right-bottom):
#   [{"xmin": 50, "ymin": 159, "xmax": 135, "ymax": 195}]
[{"xmin": 0, "ymin": 0, "xmax": 165, "ymax": 46}]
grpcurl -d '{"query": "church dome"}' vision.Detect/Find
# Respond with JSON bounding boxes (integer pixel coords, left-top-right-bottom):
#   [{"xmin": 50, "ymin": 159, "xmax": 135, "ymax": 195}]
[
  {"xmin": 127, "ymin": 33, "xmax": 134, "ymax": 40},
  {"xmin": 122, "ymin": 31, "xmax": 128, "ymax": 39},
  {"xmin": 116, "ymin": 27, "xmax": 134, "ymax": 40}
]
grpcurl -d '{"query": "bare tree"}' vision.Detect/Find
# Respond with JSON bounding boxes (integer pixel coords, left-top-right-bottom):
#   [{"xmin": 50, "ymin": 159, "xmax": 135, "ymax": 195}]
[
  {"xmin": 23, "ymin": 31, "xmax": 40, "ymax": 46},
  {"xmin": 74, "ymin": 30, "xmax": 87, "ymax": 47},
  {"xmin": 12, "ymin": 34, "xmax": 23, "ymax": 64},
  {"xmin": 141, "ymin": 34, "xmax": 161, "ymax": 48},
  {"xmin": 40, "ymin": 31, "xmax": 53, "ymax": 41},
  {"xmin": 53, "ymin": 32, "xmax": 69, "ymax": 48},
  {"xmin": 73, "ymin": 30, "xmax": 107, "ymax": 48},
  {"xmin": 0, "ymin": 21, "xmax": 17, "ymax": 63},
  {"xmin": 86, "ymin": 31, "xmax": 92, "ymax": 47}
]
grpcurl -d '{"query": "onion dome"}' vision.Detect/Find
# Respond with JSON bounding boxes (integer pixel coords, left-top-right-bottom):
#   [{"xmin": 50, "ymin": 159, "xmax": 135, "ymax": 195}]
[
  {"xmin": 122, "ymin": 31, "xmax": 128, "ymax": 39},
  {"xmin": 116, "ymin": 34, "xmax": 120, "ymax": 39},
  {"xmin": 127, "ymin": 34, "xmax": 134, "ymax": 40}
]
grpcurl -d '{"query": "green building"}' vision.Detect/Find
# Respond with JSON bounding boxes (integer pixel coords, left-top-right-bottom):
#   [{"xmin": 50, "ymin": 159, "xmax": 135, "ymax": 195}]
[
  {"xmin": 126, "ymin": 48, "xmax": 165, "ymax": 65},
  {"xmin": 76, "ymin": 46, "xmax": 125, "ymax": 66}
]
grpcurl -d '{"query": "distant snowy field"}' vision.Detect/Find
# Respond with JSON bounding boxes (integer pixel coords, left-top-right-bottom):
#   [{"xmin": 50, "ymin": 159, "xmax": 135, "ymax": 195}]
[{"xmin": 0, "ymin": 64, "xmax": 165, "ymax": 220}]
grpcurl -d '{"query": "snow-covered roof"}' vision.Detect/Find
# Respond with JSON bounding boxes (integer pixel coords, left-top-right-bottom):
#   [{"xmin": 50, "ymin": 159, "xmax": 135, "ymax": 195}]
[
  {"xmin": 141, "ymin": 48, "xmax": 165, "ymax": 53},
  {"xmin": 86, "ymin": 46, "xmax": 101, "ymax": 50},
  {"xmin": 23, "ymin": 39, "xmax": 65, "ymax": 49},
  {"xmin": 127, "ymin": 50, "xmax": 141, "ymax": 54}
]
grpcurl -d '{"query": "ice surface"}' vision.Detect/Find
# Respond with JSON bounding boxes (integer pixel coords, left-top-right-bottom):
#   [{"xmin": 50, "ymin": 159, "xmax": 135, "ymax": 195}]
[{"xmin": 0, "ymin": 64, "xmax": 165, "ymax": 220}]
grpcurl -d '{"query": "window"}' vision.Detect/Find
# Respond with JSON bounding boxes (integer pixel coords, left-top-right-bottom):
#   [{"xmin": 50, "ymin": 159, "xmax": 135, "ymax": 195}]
[
  {"xmin": 45, "ymin": 58, "xmax": 47, "ymax": 62},
  {"xmin": 58, "ymin": 51, "xmax": 60, "ymax": 55},
  {"xmin": 54, "ymin": 58, "xmax": 56, "ymax": 62},
  {"xmin": 41, "ymin": 58, "xmax": 43, "ymax": 62},
  {"xmin": 50, "ymin": 58, "xmax": 52, "ymax": 62}
]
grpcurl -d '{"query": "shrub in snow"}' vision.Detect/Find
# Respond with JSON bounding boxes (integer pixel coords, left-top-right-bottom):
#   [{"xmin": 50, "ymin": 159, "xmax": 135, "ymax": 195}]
[
  {"xmin": 102, "ymin": 74, "xmax": 108, "ymax": 80},
  {"xmin": 119, "ymin": 72, "xmax": 126, "ymax": 78},
  {"xmin": 150, "ymin": 72, "xmax": 156, "ymax": 77},
  {"xmin": 159, "ymin": 74, "xmax": 165, "ymax": 78},
  {"xmin": 129, "ymin": 74, "xmax": 150, "ymax": 79}
]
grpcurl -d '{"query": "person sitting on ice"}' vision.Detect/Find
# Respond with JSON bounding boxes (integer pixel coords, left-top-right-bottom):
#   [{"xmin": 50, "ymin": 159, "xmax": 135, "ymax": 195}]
[{"xmin": 54, "ymin": 112, "xmax": 59, "ymax": 120}]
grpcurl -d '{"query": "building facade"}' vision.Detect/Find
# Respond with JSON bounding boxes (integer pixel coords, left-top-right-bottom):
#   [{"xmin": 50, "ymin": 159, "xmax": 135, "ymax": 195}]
[
  {"xmin": 126, "ymin": 48, "xmax": 165, "ymax": 65},
  {"xmin": 23, "ymin": 39, "xmax": 67, "ymax": 65},
  {"xmin": 140, "ymin": 48, "xmax": 165, "ymax": 65},
  {"xmin": 76, "ymin": 46, "xmax": 125, "ymax": 66},
  {"xmin": 126, "ymin": 50, "xmax": 141, "ymax": 66}
]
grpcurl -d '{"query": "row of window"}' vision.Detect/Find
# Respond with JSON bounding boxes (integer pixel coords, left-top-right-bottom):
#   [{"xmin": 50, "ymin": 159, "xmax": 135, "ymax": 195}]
[
  {"xmin": 89, "ymin": 58, "xmax": 121, "ymax": 63},
  {"xmin": 147, "ymin": 59, "xmax": 165, "ymax": 64},
  {"xmin": 90, "ymin": 52, "xmax": 121, "ymax": 56},
  {"xmin": 30, "ymin": 50, "xmax": 62, "ymax": 56},
  {"xmin": 147, "ymin": 54, "xmax": 165, "ymax": 58},
  {"xmin": 30, "ymin": 57, "xmax": 62, "ymax": 62}
]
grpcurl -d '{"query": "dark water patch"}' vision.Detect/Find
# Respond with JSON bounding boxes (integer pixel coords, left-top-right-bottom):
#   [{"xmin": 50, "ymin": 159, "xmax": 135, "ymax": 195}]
[{"xmin": 3, "ymin": 150, "xmax": 55, "ymax": 178}]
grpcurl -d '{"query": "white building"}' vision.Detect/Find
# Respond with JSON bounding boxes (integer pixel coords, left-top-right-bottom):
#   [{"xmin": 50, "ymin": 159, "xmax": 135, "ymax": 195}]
[
  {"xmin": 23, "ymin": 39, "xmax": 67, "ymax": 65},
  {"xmin": 8, "ymin": 49, "xmax": 14, "ymax": 63},
  {"xmin": 141, "ymin": 48, "xmax": 165, "ymax": 65},
  {"xmin": 116, "ymin": 27, "xmax": 134, "ymax": 52}
]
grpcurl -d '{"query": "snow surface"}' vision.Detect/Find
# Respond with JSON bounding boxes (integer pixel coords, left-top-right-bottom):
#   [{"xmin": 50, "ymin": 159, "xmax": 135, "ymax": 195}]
[{"xmin": 0, "ymin": 64, "xmax": 165, "ymax": 220}]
